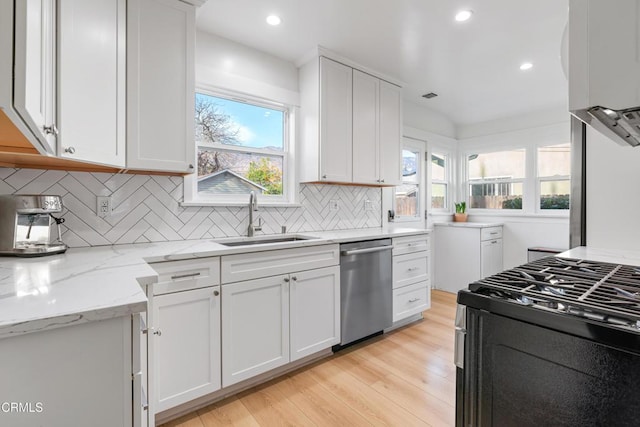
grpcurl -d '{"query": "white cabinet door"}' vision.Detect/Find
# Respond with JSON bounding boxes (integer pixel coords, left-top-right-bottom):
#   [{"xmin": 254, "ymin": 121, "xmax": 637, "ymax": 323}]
[
  {"xmin": 127, "ymin": 0, "xmax": 195, "ymax": 173},
  {"xmin": 290, "ymin": 266, "xmax": 340, "ymax": 361},
  {"xmin": 481, "ymin": 238, "xmax": 503, "ymax": 278},
  {"xmin": 319, "ymin": 57, "xmax": 352, "ymax": 183},
  {"xmin": 58, "ymin": 0, "xmax": 126, "ymax": 167},
  {"xmin": 378, "ymin": 80, "xmax": 402, "ymax": 186},
  {"xmin": 352, "ymin": 70, "xmax": 379, "ymax": 184},
  {"xmin": 152, "ymin": 286, "xmax": 221, "ymax": 412},
  {"xmin": 13, "ymin": 0, "xmax": 56, "ymax": 154},
  {"xmin": 222, "ymin": 275, "xmax": 290, "ymax": 387}
]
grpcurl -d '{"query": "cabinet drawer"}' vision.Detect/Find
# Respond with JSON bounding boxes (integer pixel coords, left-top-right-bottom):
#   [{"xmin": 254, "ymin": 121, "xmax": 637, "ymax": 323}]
[
  {"xmin": 393, "ymin": 281, "xmax": 430, "ymax": 322},
  {"xmin": 393, "ymin": 251, "xmax": 429, "ymax": 289},
  {"xmin": 150, "ymin": 257, "xmax": 220, "ymax": 295},
  {"xmin": 392, "ymin": 234, "xmax": 430, "ymax": 256},
  {"xmin": 481, "ymin": 227, "xmax": 502, "ymax": 241},
  {"xmin": 221, "ymin": 244, "xmax": 340, "ymax": 283}
]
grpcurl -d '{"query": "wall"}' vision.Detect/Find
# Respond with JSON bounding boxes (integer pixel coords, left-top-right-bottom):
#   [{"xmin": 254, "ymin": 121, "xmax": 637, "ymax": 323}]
[
  {"xmin": 0, "ymin": 168, "xmax": 381, "ymax": 247},
  {"xmin": 403, "ymin": 101, "xmax": 457, "ymax": 139},
  {"xmin": 196, "ymin": 31, "xmax": 299, "ymax": 105},
  {"xmin": 586, "ymin": 126, "xmax": 640, "ymax": 251}
]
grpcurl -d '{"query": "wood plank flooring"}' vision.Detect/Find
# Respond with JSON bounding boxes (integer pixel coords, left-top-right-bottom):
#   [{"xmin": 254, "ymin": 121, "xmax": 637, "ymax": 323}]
[{"xmin": 161, "ymin": 290, "xmax": 457, "ymax": 427}]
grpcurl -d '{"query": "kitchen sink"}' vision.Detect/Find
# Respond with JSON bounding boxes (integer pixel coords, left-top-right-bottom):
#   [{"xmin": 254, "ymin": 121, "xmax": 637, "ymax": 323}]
[{"xmin": 215, "ymin": 235, "xmax": 319, "ymax": 247}]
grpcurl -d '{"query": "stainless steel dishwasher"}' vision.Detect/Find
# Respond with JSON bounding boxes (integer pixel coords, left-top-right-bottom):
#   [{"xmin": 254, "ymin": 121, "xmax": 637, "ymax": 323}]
[{"xmin": 336, "ymin": 238, "xmax": 393, "ymax": 349}]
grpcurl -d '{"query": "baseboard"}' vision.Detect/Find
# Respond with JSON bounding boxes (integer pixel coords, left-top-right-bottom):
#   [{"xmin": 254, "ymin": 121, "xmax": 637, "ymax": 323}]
[{"xmin": 154, "ymin": 348, "xmax": 333, "ymax": 425}]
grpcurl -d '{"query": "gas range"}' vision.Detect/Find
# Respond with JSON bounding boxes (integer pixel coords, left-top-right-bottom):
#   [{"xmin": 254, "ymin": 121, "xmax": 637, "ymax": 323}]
[
  {"xmin": 464, "ymin": 256, "xmax": 640, "ymax": 333},
  {"xmin": 455, "ymin": 255, "xmax": 640, "ymax": 427}
]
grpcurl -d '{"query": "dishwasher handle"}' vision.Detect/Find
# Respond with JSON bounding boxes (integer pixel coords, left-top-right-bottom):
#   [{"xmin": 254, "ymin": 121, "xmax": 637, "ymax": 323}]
[{"xmin": 341, "ymin": 245, "xmax": 394, "ymax": 256}]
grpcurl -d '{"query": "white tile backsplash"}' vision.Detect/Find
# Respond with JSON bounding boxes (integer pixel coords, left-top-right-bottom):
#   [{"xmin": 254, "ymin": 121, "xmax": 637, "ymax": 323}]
[{"xmin": 0, "ymin": 168, "xmax": 382, "ymax": 247}]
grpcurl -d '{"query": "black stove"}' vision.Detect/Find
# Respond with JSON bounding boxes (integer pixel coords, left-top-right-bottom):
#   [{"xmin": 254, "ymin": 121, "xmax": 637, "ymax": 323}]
[
  {"xmin": 456, "ymin": 256, "xmax": 640, "ymax": 427},
  {"xmin": 465, "ymin": 256, "xmax": 640, "ymax": 333}
]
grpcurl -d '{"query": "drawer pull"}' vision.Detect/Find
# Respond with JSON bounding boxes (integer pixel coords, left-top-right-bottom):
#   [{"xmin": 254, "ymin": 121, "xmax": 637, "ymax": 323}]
[
  {"xmin": 408, "ymin": 297, "xmax": 421, "ymax": 303},
  {"xmin": 490, "ymin": 232, "xmax": 499, "ymax": 235},
  {"xmin": 170, "ymin": 272, "xmax": 201, "ymax": 280},
  {"xmin": 407, "ymin": 267, "xmax": 419, "ymax": 272},
  {"xmin": 491, "ymin": 240, "xmax": 498, "ymax": 244}
]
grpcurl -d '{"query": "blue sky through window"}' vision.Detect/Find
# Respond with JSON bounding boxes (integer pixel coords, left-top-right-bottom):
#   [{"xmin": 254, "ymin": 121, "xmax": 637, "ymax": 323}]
[{"xmin": 196, "ymin": 93, "xmax": 284, "ymax": 150}]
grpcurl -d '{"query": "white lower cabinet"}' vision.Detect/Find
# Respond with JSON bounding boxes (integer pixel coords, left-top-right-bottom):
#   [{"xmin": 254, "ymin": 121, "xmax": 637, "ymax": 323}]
[
  {"xmin": 221, "ymin": 275, "xmax": 290, "ymax": 387},
  {"xmin": 151, "ymin": 286, "xmax": 221, "ymax": 413},
  {"xmin": 0, "ymin": 316, "xmax": 134, "ymax": 427},
  {"xmin": 290, "ymin": 266, "xmax": 340, "ymax": 361},
  {"xmin": 481, "ymin": 238, "xmax": 504, "ymax": 278},
  {"xmin": 391, "ymin": 234, "xmax": 431, "ymax": 323},
  {"xmin": 392, "ymin": 281, "xmax": 430, "ymax": 322}
]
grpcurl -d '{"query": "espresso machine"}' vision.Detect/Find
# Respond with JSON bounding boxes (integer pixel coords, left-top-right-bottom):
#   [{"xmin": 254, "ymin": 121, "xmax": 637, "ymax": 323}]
[{"xmin": 0, "ymin": 195, "xmax": 67, "ymax": 256}]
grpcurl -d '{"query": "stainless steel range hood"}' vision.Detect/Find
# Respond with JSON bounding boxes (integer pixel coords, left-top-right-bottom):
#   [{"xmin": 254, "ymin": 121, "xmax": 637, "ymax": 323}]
[{"xmin": 568, "ymin": 0, "xmax": 640, "ymax": 147}]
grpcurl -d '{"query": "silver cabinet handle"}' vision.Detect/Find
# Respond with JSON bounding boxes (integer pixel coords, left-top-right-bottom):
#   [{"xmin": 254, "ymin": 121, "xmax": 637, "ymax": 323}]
[
  {"xmin": 153, "ymin": 329, "xmax": 162, "ymax": 336},
  {"xmin": 292, "ymin": 276, "xmax": 297, "ymax": 281},
  {"xmin": 490, "ymin": 232, "xmax": 499, "ymax": 235},
  {"xmin": 407, "ymin": 267, "xmax": 419, "ymax": 272},
  {"xmin": 380, "ymin": 179, "xmax": 385, "ymax": 183},
  {"xmin": 170, "ymin": 272, "xmax": 201, "ymax": 280},
  {"xmin": 213, "ymin": 290, "xmax": 219, "ymax": 296},
  {"xmin": 284, "ymin": 277, "xmax": 290, "ymax": 283},
  {"xmin": 491, "ymin": 240, "xmax": 498, "ymax": 244},
  {"xmin": 341, "ymin": 245, "xmax": 394, "ymax": 256},
  {"xmin": 43, "ymin": 124, "xmax": 58, "ymax": 136},
  {"xmin": 188, "ymin": 164, "xmax": 194, "ymax": 169},
  {"xmin": 64, "ymin": 146, "xmax": 76, "ymax": 154},
  {"xmin": 322, "ymin": 174, "xmax": 327, "ymax": 179},
  {"xmin": 408, "ymin": 297, "xmax": 421, "ymax": 303}
]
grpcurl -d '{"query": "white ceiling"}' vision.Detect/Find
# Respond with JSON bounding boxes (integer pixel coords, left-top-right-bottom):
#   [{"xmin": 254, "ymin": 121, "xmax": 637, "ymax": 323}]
[{"xmin": 196, "ymin": 0, "xmax": 569, "ymax": 127}]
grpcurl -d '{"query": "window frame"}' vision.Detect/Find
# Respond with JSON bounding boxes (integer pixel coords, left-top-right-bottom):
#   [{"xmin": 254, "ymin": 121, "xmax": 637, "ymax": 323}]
[
  {"xmin": 535, "ymin": 142, "xmax": 571, "ymax": 214},
  {"xmin": 184, "ymin": 87, "xmax": 297, "ymax": 206},
  {"xmin": 393, "ymin": 137, "xmax": 425, "ymax": 223},
  {"xmin": 430, "ymin": 151, "xmax": 451, "ymax": 213},
  {"xmin": 460, "ymin": 137, "xmax": 570, "ymax": 217}
]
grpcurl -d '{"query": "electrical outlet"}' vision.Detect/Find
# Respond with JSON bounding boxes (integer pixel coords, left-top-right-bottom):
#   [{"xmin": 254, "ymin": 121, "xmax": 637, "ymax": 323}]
[
  {"xmin": 329, "ymin": 199, "xmax": 339, "ymax": 211},
  {"xmin": 97, "ymin": 196, "xmax": 112, "ymax": 218},
  {"xmin": 364, "ymin": 200, "xmax": 373, "ymax": 211}
]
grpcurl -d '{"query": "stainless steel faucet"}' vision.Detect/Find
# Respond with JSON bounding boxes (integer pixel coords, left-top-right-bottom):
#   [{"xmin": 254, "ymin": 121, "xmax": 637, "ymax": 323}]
[{"xmin": 248, "ymin": 191, "xmax": 262, "ymax": 237}]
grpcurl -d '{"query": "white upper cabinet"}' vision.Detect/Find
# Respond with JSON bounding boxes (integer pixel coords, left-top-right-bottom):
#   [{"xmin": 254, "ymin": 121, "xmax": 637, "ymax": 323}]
[
  {"xmin": 299, "ymin": 54, "xmax": 402, "ymax": 186},
  {"xmin": 58, "ymin": 0, "xmax": 126, "ymax": 167},
  {"xmin": 352, "ymin": 70, "xmax": 379, "ymax": 184},
  {"xmin": 13, "ymin": 0, "xmax": 57, "ymax": 154},
  {"xmin": 319, "ymin": 57, "xmax": 353, "ymax": 182},
  {"xmin": 127, "ymin": 0, "xmax": 196, "ymax": 173},
  {"xmin": 353, "ymin": 70, "xmax": 402, "ymax": 186},
  {"xmin": 378, "ymin": 80, "xmax": 402, "ymax": 186}
]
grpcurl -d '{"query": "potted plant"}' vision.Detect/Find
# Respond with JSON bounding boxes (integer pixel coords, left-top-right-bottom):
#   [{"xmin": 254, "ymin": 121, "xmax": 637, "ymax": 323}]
[{"xmin": 454, "ymin": 201, "xmax": 468, "ymax": 222}]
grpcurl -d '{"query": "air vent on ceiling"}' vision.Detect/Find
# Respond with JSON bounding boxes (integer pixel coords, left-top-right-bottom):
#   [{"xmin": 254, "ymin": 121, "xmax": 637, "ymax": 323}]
[{"xmin": 422, "ymin": 92, "xmax": 438, "ymax": 99}]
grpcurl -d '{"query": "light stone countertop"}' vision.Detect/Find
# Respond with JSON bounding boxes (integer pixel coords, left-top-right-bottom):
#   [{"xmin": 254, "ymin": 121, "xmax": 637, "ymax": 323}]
[
  {"xmin": 432, "ymin": 221, "xmax": 503, "ymax": 228},
  {"xmin": 0, "ymin": 227, "xmax": 429, "ymax": 339},
  {"xmin": 557, "ymin": 246, "xmax": 640, "ymax": 267}
]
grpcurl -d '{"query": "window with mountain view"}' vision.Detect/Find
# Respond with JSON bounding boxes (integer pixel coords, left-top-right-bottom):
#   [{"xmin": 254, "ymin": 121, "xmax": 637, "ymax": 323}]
[{"xmin": 195, "ymin": 92, "xmax": 288, "ymax": 200}]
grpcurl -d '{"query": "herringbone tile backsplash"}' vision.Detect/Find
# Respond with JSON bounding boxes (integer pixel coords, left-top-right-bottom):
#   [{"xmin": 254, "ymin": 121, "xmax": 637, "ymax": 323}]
[{"xmin": 0, "ymin": 168, "xmax": 381, "ymax": 247}]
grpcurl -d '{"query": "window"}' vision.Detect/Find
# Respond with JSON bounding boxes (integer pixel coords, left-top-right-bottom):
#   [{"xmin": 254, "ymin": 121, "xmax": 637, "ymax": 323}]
[
  {"xmin": 467, "ymin": 149, "xmax": 525, "ymax": 210},
  {"xmin": 431, "ymin": 153, "xmax": 448, "ymax": 210},
  {"xmin": 394, "ymin": 142, "xmax": 422, "ymax": 219},
  {"xmin": 538, "ymin": 143, "xmax": 570, "ymax": 210},
  {"xmin": 194, "ymin": 91, "xmax": 290, "ymax": 201}
]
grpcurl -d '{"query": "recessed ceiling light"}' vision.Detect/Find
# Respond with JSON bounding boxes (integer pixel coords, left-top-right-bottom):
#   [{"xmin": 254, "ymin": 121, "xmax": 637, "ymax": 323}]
[
  {"xmin": 266, "ymin": 15, "xmax": 281, "ymax": 26},
  {"xmin": 520, "ymin": 62, "xmax": 533, "ymax": 71},
  {"xmin": 455, "ymin": 10, "xmax": 473, "ymax": 22}
]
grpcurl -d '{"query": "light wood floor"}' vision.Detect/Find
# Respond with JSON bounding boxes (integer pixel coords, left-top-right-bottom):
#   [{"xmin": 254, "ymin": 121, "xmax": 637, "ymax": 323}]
[{"xmin": 161, "ymin": 290, "xmax": 457, "ymax": 427}]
